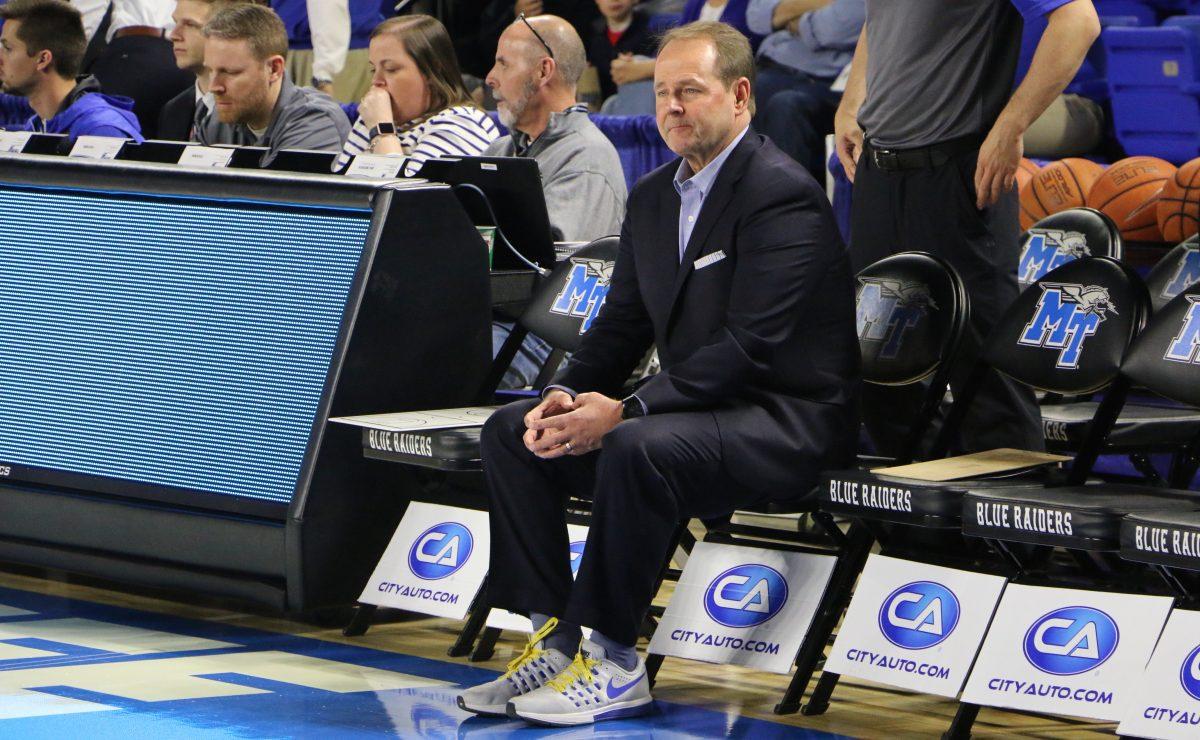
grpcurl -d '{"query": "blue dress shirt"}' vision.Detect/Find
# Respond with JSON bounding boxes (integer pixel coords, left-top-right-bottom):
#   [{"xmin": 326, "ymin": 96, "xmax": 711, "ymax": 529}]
[
  {"xmin": 747, "ymin": 0, "xmax": 865, "ymax": 80},
  {"xmin": 673, "ymin": 126, "xmax": 749, "ymax": 262}
]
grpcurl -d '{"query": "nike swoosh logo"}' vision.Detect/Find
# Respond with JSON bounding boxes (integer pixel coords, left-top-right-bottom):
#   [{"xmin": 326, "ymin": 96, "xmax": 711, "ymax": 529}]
[{"xmin": 606, "ymin": 675, "xmax": 640, "ymax": 700}]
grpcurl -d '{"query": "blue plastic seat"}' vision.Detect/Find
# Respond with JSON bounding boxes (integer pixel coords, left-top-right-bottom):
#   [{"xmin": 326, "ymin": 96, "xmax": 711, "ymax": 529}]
[{"xmin": 1105, "ymin": 25, "xmax": 1200, "ymax": 162}]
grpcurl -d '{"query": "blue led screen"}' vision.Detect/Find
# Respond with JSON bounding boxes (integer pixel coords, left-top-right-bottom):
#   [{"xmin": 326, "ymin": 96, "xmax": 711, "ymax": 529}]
[{"xmin": 0, "ymin": 187, "xmax": 371, "ymax": 505}]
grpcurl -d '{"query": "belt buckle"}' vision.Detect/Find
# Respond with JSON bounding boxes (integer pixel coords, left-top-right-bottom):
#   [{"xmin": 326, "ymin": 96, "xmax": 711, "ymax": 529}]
[{"xmin": 872, "ymin": 148, "xmax": 898, "ymax": 170}]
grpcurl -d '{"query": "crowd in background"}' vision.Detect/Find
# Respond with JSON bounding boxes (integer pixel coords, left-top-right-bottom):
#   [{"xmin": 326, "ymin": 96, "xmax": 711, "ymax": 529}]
[{"xmin": 0, "ymin": 0, "xmax": 1105, "ymax": 186}]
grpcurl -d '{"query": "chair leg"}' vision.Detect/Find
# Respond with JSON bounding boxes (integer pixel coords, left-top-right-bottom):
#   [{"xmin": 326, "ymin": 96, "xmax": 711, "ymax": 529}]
[
  {"xmin": 775, "ymin": 522, "xmax": 874, "ymax": 715},
  {"xmin": 801, "ymin": 669, "xmax": 841, "ymax": 716},
  {"xmin": 942, "ymin": 702, "xmax": 980, "ymax": 740},
  {"xmin": 470, "ymin": 626, "xmax": 502, "ymax": 662},
  {"xmin": 449, "ymin": 577, "xmax": 490, "ymax": 657},
  {"xmin": 646, "ymin": 652, "xmax": 665, "ymax": 687},
  {"xmin": 342, "ymin": 603, "xmax": 377, "ymax": 637}
]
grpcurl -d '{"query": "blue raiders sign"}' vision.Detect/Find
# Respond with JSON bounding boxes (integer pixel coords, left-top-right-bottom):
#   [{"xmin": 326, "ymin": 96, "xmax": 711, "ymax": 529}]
[
  {"xmin": 1019, "ymin": 229, "xmax": 1091, "ymax": 286},
  {"xmin": 549, "ymin": 257, "xmax": 614, "ymax": 333},
  {"xmin": 856, "ymin": 278, "xmax": 937, "ymax": 359},
  {"xmin": 1018, "ymin": 282, "xmax": 1117, "ymax": 369}
]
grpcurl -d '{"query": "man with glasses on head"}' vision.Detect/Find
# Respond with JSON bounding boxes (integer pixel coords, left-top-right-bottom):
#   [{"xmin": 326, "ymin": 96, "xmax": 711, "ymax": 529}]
[
  {"xmin": 483, "ymin": 13, "xmax": 627, "ymax": 389},
  {"xmin": 484, "ymin": 12, "xmax": 626, "ymax": 243}
]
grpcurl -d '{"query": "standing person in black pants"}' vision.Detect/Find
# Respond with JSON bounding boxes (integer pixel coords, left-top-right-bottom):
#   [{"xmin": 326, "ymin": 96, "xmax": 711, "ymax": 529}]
[{"xmin": 835, "ymin": 0, "xmax": 1100, "ymax": 457}]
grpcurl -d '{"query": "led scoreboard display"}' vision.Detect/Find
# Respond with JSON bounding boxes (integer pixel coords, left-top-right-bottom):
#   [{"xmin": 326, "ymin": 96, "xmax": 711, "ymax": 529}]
[
  {"xmin": 0, "ymin": 187, "xmax": 369, "ymax": 509},
  {"xmin": 0, "ymin": 155, "xmax": 493, "ymax": 609}
]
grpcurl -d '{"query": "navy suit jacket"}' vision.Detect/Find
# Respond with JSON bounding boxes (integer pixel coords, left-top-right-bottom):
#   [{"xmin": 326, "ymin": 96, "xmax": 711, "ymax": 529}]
[{"xmin": 552, "ymin": 130, "xmax": 860, "ymax": 494}]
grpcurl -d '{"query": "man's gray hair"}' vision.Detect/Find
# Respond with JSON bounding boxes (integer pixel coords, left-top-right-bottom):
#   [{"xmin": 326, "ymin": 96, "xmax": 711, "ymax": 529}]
[{"xmin": 658, "ymin": 20, "xmax": 756, "ymax": 115}]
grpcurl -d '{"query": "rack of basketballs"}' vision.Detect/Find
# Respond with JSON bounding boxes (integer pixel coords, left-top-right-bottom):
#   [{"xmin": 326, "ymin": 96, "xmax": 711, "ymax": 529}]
[{"xmin": 1019, "ymin": 154, "xmax": 1199, "ymax": 244}]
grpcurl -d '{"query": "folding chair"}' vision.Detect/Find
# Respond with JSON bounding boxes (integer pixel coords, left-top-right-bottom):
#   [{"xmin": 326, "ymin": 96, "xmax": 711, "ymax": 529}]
[
  {"xmin": 1017, "ymin": 207, "xmax": 1122, "ymax": 290},
  {"xmin": 1035, "ymin": 228, "xmax": 1200, "ymax": 487},
  {"xmin": 1109, "ymin": 283, "xmax": 1200, "ymax": 591},
  {"xmin": 813, "ymin": 256, "xmax": 1154, "ymax": 729},
  {"xmin": 646, "ymin": 251, "xmax": 971, "ymax": 716}
]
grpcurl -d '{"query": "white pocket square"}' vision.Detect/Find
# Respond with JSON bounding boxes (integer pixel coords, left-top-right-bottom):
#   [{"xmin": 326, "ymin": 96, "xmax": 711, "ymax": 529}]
[{"xmin": 694, "ymin": 250, "xmax": 726, "ymax": 270}]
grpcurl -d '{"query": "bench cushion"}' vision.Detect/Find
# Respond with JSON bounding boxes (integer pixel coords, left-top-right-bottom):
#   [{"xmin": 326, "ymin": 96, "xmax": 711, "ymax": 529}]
[
  {"xmin": 1121, "ymin": 509, "xmax": 1200, "ymax": 570},
  {"xmin": 819, "ymin": 468, "xmax": 1053, "ymax": 528},
  {"xmin": 964, "ymin": 484, "xmax": 1199, "ymax": 550},
  {"xmin": 362, "ymin": 427, "xmax": 483, "ymax": 471}
]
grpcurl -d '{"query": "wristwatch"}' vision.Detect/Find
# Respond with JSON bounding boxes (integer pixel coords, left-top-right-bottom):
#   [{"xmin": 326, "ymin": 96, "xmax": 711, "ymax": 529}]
[
  {"xmin": 620, "ymin": 395, "xmax": 646, "ymax": 420},
  {"xmin": 368, "ymin": 122, "xmax": 398, "ymax": 141}
]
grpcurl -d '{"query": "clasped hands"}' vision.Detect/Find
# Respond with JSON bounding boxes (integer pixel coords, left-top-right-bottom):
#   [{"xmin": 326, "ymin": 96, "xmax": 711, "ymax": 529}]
[{"xmin": 523, "ymin": 390, "xmax": 623, "ymax": 459}]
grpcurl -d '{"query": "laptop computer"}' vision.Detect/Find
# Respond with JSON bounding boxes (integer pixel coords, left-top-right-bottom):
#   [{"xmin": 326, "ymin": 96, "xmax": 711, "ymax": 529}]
[{"xmin": 416, "ymin": 156, "xmax": 556, "ymax": 271}]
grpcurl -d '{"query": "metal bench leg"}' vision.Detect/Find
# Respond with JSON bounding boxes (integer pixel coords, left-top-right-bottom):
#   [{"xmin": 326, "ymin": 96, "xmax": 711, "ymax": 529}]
[
  {"xmin": 645, "ymin": 653, "xmax": 665, "ymax": 687},
  {"xmin": 449, "ymin": 577, "xmax": 490, "ymax": 657},
  {"xmin": 342, "ymin": 603, "xmax": 377, "ymax": 637},
  {"xmin": 801, "ymin": 669, "xmax": 841, "ymax": 716},
  {"xmin": 942, "ymin": 702, "xmax": 980, "ymax": 740},
  {"xmin": 776, "ymin": 522, "xmax": 874, "ymax": 715},
  {"xmin": 470, "ymin": 626, "xmax": 502, "ymax": 662}
]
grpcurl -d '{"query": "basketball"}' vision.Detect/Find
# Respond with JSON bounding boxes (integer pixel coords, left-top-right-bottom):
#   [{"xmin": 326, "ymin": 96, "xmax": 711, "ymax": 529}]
[
  {"xmin": 1016, "ymin": 157, "xmax": 1040, "ymax": 191},
  {"xmin": 1019, "ymin": 158, "xmax": 1104, "ymax": 231},
  {"xmin": 1087, "ymin": 156, "xmax": 1177, "ymax": 241},
  {"xmin": 1017, "ymin": 159, "xmax": 1042, "ymax": 230},
  {"xmin": 1156, "ymin": 157, "xmax": 1200, "ymax": 244}
]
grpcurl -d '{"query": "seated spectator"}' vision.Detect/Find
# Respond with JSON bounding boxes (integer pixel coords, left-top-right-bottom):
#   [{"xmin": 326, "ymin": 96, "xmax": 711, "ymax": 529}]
[
  {"xmin": 88, "ymin": 0, "xmax": 194, "ymax": 139},
  {"xmin": 273, "ymin": 0, "xmax": 385, "ymax": 103},
  {"xmin": 334, "ymin": 15, "xmax": 499, "ymax": 174},
  {"xmin": 587, "ymin": 0, "xmax": 657, "ymax": 102},
  {"xmin": 196, "ymin": 3, "xmax": 349, "ymax": 165},
  {"xmin": 746, "ymin": 0, "xmax": 862, "ymax": 177},
  {"xmin": 485, "ymin": 13, "xmax": 626, "ymax": 387},
  {"xmin": 679, "ymin": 0, "xmax": 763, "ymax": 51},
  {"xmin": 485, "ymin": 13, "xmax": 626, "ymax": 241},
  {"xmin": 159, "ymin": 0, "xmax": 223, "ymax": 142},
  {"xmin": 0, "ymin": 0, "xmax": 143, "ymax": 141}
]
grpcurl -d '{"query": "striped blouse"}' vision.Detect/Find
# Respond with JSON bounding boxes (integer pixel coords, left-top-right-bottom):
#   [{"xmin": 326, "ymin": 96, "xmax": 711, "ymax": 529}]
[{"xmin": 334, "ymin": 104, "xmax": 499, "ymax": 174}]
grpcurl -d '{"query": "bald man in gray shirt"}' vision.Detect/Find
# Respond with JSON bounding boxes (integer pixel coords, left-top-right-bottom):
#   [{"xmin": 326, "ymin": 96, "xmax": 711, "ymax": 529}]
[{"xmin": 835, "ymin": 0, "xmax": 1100, "ymax": 456}]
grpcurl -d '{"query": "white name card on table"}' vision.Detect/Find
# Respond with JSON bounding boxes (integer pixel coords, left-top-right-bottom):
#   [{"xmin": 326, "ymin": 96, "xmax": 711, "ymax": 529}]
[
  {"xmin": 178, "ymin": 145, "xmax": 233, "ymax": 168},
  {"xmin": 0, "ymin": 131, "xmax": 32, "ymax": 153},
  {"xmin": 346, "ymin": 153, "xmax": 405, "ymax": 179},
  {"xmin": 487, "ymin": 523, "xmax": 591, "ymax": 634},
  {"xmin": 68, "ymin": 135, "xmax": 124, "ymax": 160},
  {"xmin": 359, "ymin": 502, "xmax": 490, "ymax": 620},
  {"xmin": 961, "ymin": 583, "xmax": 1172, "ymax": 721},
  {"xmin": 1118, "ymin": 608, "xmax": 1200, "ymax": 739},
  {"xmin": 823, "ymin": 554, "xmax": 1008, "ymax": 697},
  {"xmin": 648, "ymin": 541, "xmax": 836, "ymax": 673}
]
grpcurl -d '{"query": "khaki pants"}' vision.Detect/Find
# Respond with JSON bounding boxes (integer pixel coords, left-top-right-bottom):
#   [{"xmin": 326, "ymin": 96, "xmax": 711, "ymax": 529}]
[{"xmin": 286, "ymin": 47, "xmax": 372, "ymax": 104}]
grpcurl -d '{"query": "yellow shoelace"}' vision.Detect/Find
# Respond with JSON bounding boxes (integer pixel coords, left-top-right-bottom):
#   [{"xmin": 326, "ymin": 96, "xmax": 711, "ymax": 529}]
[
  {"xmin": 501, "ymin": 616, "xmax": 559, "ymax": 680},
  {"xmin": 547, "ymin": 650, "xmax": 600, "ymax": 693}
]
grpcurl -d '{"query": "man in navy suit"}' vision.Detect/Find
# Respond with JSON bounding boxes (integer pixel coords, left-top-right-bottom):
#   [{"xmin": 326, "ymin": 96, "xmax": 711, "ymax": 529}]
[{"xmin": 458, "ymin": 20, "xmax": 859, "ymax": 726}]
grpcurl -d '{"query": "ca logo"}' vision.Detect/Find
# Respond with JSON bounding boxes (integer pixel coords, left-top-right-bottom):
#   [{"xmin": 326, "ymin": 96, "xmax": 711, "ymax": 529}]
[
  {"xmin": 1023, "ymin": 606, "xmax": 1119, "ymax": 675},
  {"xmin": 407, "ymin": 522, "xmax": 474, "ymax": 580},
  {"xmin": 703, "ymin": 564, "xmax": 788, "ymax": 629},
  {"xmin": 878, "ymin": 581, "xmax": 960, "ymax": 650},
  {"xmin": 1180, "ymin": 644, "xmax": 1200, "ymax": 701}
]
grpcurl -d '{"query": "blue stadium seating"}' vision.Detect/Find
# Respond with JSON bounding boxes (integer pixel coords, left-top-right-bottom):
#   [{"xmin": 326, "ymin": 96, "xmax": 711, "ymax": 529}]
[
  {"xmin": 1105, "ymin": 22, "xmax": 1200, "ymax": 162},
  {"xmin": 1095, "ymin": 0, "xmax": 1158, "ymax": 26}
]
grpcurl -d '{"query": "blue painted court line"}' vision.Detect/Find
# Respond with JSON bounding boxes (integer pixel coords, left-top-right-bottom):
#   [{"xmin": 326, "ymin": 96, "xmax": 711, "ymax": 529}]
[{"xmin": 0, "ymin": 585, "xmax": 848, "ymax": 739}]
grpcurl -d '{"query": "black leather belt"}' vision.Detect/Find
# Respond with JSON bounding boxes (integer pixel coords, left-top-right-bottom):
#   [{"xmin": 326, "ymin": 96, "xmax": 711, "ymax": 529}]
[{"xmin": 866, "ymin": 136, "xmax": 981, "ymax": 172}]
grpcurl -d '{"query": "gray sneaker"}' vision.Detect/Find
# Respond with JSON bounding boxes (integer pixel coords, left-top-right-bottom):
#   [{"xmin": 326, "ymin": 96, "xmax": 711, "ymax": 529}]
[
  {"xmin": 506, "ymin": 638, "xmax": 653, "ymax": 726},
  {"xmin": 457, "ymin": 618, "xmax": 574, "ymax": 717}
]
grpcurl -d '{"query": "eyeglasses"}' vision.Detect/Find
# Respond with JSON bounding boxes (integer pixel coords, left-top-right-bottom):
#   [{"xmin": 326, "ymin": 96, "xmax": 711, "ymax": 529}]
[{"xmin": 517, "ymin": 12, "xmax": 555, "ymax": 60}]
